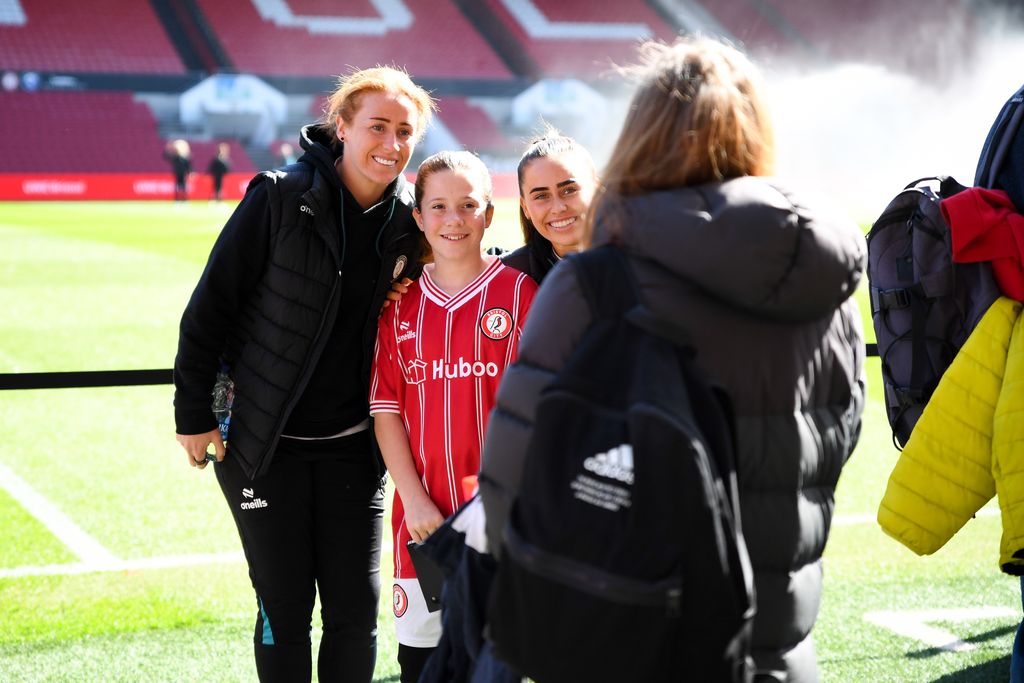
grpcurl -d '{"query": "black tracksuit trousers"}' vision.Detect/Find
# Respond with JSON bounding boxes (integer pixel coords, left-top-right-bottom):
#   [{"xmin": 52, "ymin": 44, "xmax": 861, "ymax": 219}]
[{"xmin": 216, "ymin": 432, "xmax": 384, "ymax": 683}]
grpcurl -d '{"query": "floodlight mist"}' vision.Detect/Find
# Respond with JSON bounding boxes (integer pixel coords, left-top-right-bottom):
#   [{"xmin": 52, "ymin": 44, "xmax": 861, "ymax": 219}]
[{"xmin": 586, "ymin": 11, "xmax": 1024, "ymax": 228}]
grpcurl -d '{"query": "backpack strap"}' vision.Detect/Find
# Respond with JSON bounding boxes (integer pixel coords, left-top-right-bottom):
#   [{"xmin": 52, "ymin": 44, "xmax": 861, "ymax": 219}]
[
  {"xmin": 568, "ymin": 246, "xmax": 694, "ymax": 348},
  {"xmin": 567, "ymin": 245, "xmax": 639, "ymax": 320}
]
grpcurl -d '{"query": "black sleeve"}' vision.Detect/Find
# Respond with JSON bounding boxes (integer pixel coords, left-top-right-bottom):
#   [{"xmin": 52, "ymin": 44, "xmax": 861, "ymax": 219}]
[{"xmin": 173, "ymin": 180, "xmax": 272, "ymax": 434}]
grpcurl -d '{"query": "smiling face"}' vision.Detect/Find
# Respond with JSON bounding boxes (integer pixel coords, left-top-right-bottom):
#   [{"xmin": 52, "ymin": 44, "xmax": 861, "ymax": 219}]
[
  {"xmin": 519, "ymin": 151, "xmax": 597, "ymax": 257},
  {"xmin": 336, "ymin": 90, "xmax": 419, "ymax": 206},
  {"xmin": 414, "ymin": 168, "xmax": 493, "ymax": 266}
]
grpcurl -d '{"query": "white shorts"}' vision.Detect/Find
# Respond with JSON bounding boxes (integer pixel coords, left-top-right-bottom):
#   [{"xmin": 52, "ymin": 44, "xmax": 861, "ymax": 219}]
[{"xmin": 392, "ymin": 577, "xmax": 442, "ymax": 647}]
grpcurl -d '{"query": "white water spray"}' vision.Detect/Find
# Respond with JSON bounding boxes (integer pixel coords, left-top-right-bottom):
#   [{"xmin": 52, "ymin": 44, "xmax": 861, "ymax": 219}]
[{"xmin": 767, "ymin": 24, "xmax": 1024, "ymax": 225}]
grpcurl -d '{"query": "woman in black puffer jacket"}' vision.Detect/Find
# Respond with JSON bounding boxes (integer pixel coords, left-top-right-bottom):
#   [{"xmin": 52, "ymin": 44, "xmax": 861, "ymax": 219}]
[{"xmin": 481, "ymin": 37, "xmax": 866, "ymax": 683}]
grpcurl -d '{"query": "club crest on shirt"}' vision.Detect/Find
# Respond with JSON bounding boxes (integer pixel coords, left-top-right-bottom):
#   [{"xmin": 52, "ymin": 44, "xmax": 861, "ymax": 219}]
[
  {"xmin": 393, "ymin": 584, "xmax": 409, "ymax": 617},
  {"xmin": 480, "ymin": 308, "xmax": 513, "ymax": 340},
  {"xmin": 392, "ymin": 255, "xmax": 408, "ymax": 281}
]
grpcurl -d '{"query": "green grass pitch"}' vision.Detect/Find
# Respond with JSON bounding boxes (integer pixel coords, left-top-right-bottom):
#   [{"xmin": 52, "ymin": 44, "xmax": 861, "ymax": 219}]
[{"xmin": 0, "ymin": 200, "xmax": 1019, "ymax": 681}]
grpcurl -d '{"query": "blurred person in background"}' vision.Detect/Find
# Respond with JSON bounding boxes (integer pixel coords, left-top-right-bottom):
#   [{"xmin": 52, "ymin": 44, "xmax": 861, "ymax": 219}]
[
  {"xmin": 173, "ymin": 66, "xmax": 435, "ymax": 683},
  {"xmin": 164, "ymin": 138, "xmax": 191, "ymax": 202},
  {"xmin": 277, "ymin": 141, "xmax": 298, "ymax": 166},
  {"xmin": 207, "ymin": 142, "xmax": 231, "ymax": 202},
  {"xmin": 480, "ymin": 36, "xmax": 866, "ymax": 682}
]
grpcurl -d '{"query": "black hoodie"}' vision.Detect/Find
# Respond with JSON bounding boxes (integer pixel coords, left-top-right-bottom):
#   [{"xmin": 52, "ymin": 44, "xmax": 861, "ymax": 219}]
[
  {"xmin": 284, "ymin": 129, "xmax": 403, "ymax": 437},
  {"xmin": 174, "ymin": 124, "xmax": 422, "ymax": 478}
]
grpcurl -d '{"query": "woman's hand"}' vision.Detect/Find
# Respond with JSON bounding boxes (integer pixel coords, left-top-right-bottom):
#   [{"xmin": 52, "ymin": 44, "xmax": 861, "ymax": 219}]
[
  {"xmin": 381, "ymin": 277, "xmax": 413, "ymax": 313},
  {"xmin": 176, "ymin": 428, "xmax": 225, "ymax": 469}
]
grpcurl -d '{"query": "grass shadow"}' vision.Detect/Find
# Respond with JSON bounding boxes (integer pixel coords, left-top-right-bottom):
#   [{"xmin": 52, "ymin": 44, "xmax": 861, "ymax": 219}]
[{"xmin": 930, "ymin": 654, "xmax": 1010, "ymax": 682}]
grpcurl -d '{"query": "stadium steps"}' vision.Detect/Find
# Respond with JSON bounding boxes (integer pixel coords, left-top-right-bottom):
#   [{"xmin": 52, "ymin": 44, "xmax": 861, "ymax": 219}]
[
  {"xmin": 451, "ymin": 0, "xmax": 542, "ymax": 80},
  {"xmin": 149, "ymin": 0, "xmax": 234, "ymax": 74}
]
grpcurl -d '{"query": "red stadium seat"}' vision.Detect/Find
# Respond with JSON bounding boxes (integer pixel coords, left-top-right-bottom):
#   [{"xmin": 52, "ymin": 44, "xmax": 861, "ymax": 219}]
[
  {"xmin": 0, "ymin": 0, "xmax": 184, "ymax": 74},
  {"xmin": 194, "ymin": 0, "xmax": 513, "ymax": 79},
  {"xmin": 0, "ymin": 91, "xmax": 256, "ymax": 173},
  {"xmin": 481, "ymin": 0, "xmax": 677, "ymax": 79}
]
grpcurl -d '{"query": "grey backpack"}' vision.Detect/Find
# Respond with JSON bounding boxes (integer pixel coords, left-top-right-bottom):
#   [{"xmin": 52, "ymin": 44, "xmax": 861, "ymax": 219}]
[{"xmin": 866, "ymin": 176, "xmax": 1001, "ymax": 448}]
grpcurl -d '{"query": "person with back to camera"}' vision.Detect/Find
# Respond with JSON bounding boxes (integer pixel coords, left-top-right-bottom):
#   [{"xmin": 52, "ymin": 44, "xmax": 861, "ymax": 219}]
[
  {"xmin": 370, "ymin": 150, "xmax": 537, "ymax": 683},
  {"xmin": 479, "ymin": 36, "xmax": 866, "ymax": 682},
  {"xmin": 172, "ymin": 66, "xmax": 435, "ymax": 683},
  {"xmin": 207, "ymin": 142, "xmax": 231, "ymax": 202}
]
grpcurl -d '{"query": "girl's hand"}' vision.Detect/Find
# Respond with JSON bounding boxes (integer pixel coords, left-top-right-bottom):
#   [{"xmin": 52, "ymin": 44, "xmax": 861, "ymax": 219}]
[{"xmin": 403, "ymin": 494, "xmax": 445, "ymax": 543}]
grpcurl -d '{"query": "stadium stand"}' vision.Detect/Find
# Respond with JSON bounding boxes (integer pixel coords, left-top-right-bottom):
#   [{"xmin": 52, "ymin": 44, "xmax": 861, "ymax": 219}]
[
  {"xmin": 697, "ymin": 0, "xmax": 976, "ymax": 72},
  {"xmin": 478, "ymin": 0, "xmax": 679, "ymax": 79},
  {"xmin": 435, "ymin": 96, "xmax": 520, "ymax": 156},
  {"xmin": 0, "ymin": 0, "xmax": 184, "ymax": 74},
  {"xmin": 0, "ymin": 91, "xmax": 254, "ymax": 173},
  {"xmin": 691, "ymin": 0, "xmax": 800, "ymax": 58},
  {"xmin": 761, "ymin": 0, "xmax": 976, "ymax": 71},
  {"xmin": 193, "ymin": 0, "xmax": 514, "ymax": 80},
  {"xmin": 0, "ymin": 0, "xmax": 1016, "ymax": 190}
]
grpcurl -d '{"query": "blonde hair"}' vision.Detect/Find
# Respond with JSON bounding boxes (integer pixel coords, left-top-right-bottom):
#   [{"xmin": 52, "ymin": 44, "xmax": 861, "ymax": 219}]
[
  {"xmin": 601, "ymin": 37, "xmax": 773, "ymax": 198},
  {"xmin": 516, "ymin": 126, "xmax": 596, "ymax": 246},
  {"xmin": 319, "ymin": 65, "xmax": 436, "ymax": 145}
]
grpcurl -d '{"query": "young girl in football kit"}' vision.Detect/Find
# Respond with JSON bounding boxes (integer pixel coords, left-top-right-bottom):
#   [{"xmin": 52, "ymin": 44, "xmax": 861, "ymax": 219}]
[{"xmin": 369, "ymin": 150, "xmax": 537, "ymax": 682}]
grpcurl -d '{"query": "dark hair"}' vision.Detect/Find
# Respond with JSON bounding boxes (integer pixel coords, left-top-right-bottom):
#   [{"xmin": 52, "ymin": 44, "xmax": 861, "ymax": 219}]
[{"xmin": 517, "ymin": 126, "xmax": 596, "ymax": 245}]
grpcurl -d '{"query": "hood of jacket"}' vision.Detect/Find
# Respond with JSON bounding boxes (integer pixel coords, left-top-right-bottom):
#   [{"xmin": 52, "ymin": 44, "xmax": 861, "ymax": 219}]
[{"xmin": 591, "ymin": 175, "xmax": 866, "ymax": 323}]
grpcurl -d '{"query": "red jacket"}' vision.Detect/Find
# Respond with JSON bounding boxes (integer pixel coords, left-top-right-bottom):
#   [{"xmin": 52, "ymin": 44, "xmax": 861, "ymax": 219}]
[{"xmin": 942, "ymin": 187, "xmax": 1024, "ymax": 300}]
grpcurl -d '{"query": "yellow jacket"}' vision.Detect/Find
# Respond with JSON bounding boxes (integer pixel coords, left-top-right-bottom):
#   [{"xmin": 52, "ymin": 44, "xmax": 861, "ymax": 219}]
[{"xmin": 877, "ymin": 296, "xmax": 1024, "ymax": 574}]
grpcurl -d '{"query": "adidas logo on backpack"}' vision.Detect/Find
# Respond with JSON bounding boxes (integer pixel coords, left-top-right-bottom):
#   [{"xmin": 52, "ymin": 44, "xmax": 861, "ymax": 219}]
[
  {"xmin": 582, "ymin": 444, "xmax": 635, "ymax": 485},
  {"xmin": 488, "ymin": 246, "xmax": 755, "ymax": 683}
]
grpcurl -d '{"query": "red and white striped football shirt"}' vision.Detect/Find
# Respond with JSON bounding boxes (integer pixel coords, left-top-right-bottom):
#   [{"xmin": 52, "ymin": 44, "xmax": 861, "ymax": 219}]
[{"xmin": 370, "ymin": 258, "xmax": 537, "ymax": 578}]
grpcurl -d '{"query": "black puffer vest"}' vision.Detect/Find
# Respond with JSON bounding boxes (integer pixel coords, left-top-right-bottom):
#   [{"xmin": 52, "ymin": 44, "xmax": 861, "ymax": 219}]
[{"xmin": 226, "ymin": 140, "xmax": 421, "ymax": 479}]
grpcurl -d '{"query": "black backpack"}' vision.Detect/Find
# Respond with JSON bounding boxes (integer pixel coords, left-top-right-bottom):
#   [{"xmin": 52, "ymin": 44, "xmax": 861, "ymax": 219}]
[
  {"xmin": 866, "ymin": 177, "xmax": 1001, "ymax": 449},
  {"xmin": 488, "ymin": 246, "xmax": 755, "ymax": 683}
]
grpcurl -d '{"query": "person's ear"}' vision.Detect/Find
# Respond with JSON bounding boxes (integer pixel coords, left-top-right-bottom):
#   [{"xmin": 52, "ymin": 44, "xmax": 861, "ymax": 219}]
[
  {"xmin": 413, "ymin": 207, "xmax": 425, "ymax": 232},
  {"xmin": 335, "ymin": 115, "xmax": 347, "ymax": 144},
  {"xmin": 484, "ymin": 203, "xmax": 495, "ymax": 229}
]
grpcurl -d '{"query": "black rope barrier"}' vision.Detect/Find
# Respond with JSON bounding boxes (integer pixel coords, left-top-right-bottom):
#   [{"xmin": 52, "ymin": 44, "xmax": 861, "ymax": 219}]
[
  {"xmin": 0, "ymin": 369, "xmax": 173, "ymax": 390},
  {"xmin": 0, "ymin": 345, "xmax": 881, "ymax": 391}
]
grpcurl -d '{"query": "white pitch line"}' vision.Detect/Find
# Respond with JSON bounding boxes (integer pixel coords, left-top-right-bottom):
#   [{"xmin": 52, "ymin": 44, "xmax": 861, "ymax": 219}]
[
  {"xmin": 0, "ymin": 551, "xmax": 245, "ymax": 579},
  {"xmin": 1, "ymin": 541, "xmax": 395, "ymax": 578},
  {"xmin": 864, "ymin": 607, "xmax": 1018, "ymax": 652},
  {"xmin": 0, "ymin": 461, "xmax": 117, "ymax": 564}
]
